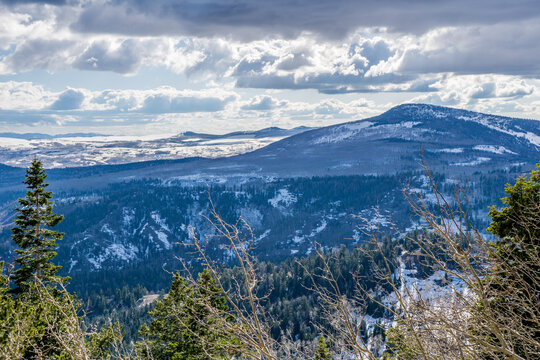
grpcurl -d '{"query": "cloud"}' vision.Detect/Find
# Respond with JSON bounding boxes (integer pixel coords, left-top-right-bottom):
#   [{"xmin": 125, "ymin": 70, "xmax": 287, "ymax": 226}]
[
  {"xmin": 50, "ymin": 89, "xmax": 85, "ymax": 110},
  {"xmin": 411, "ymin": 75, "xmax": 537, "ymax": 110},
  {"xmin": 241, "ymin": 95, "xmax": 285, "ymax": 110},
  {"xmin": 89, "ymin": 87, "xmax": 239, "ymax": 114},
  {"xmin": 2, "ymin": 3, "xmax": 540, "ymax": 92},
  {"xmin": 72, "ymin": 40, "xmax": 143, "ymax": 74},
  {"xmin": 0, "ymin": 0, "xmax": 67, "ymax": 5},
  {"xmin": 0, "ymin": 81, "xmax": 241, "ymax": 114},
  {"xmin": 141, "ymin": 93, "xmax": 234, "ymax": 113},
  {"xmin": 398, "ymin": 21, "xmax": 540, "ymax": 77},
  {"xmin": 0, "ymin": 81, "xmax": 54, "ymax": 109},
  {"xmin": 2, "ymin": 39, "xmax": 77, "ymax": 73},
  {"xmin": 70, "ymin": 0, "xmax": 540, "ymax": 40}
]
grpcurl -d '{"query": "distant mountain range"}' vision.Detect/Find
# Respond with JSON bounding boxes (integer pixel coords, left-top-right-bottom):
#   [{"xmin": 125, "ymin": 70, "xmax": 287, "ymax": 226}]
[{"xmin": 0, "ymin": 126, "xmax": 314, "ymax": 169}]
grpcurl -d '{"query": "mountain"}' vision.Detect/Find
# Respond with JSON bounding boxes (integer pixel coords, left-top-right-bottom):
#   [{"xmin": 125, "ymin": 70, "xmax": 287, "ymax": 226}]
[
  {"xmin": 0, "ymin": 126, "xmax": 314, "ymax": 169},
  {"xmin": 239, "ymin": 103, "xmax": 539, "ymax": 175},
  {"xmin": 5, "ymin": 103, "xmax": 533, "ymax": 192},
  {"xmin": 0, "ymin": 103, "xmax": 537, "ymax": 288}
]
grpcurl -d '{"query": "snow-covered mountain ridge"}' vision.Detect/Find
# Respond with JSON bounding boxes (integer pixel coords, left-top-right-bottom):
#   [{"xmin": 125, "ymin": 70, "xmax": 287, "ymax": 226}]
[{"xmin": 0, "ymin": 126, "xmax": 313, "ymax": 168}]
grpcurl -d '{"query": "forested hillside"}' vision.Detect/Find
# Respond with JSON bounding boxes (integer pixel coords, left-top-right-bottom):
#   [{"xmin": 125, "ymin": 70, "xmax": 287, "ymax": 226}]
[{"xmin": 1, "ymin": 159, "xmax": 538, "ymax": 359}]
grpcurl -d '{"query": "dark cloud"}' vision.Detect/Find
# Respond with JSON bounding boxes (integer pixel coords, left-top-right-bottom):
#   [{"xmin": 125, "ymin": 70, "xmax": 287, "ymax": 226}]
[
  {"xmin": 399, "ymin": 20, "xmax": 540, "ymax": 77},
  {"xmin": 71, "ymin": 0, "xmax": 540, "ymax": 39},
  {"xmin": 0, "ymin": 0, "xmax": 67, "ymax": 5},
  {"xmin": 50, "ymin": 89, "xmax": 85, "ymax": 110},
  {"xmin": 4, "ymin": 39, "xmax": 76, "ymax": 72},
  {"xmin": 141, "ymin": 94, "xmax": 234, "ymax": 113},
  {"xmin": 235, "ymin": 72, "xmax": 416, "ymax": 93}
]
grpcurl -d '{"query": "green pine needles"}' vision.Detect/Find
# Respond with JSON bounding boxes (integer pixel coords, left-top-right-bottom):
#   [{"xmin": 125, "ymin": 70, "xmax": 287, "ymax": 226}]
[
  {"xmin": 11, "ymin": 158, "xmax": 67, "ymax": 295},
  {"xmin": 314, "ymin": 335, "xmax": 332, "ymax": 360},
  {"xmin": 137, "ymin": 268, "xmax": 242, "ymax": 359}
]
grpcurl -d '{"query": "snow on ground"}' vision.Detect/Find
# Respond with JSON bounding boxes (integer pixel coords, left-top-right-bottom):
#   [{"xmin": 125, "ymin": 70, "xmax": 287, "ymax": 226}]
[
  {"xmin": 151, "ymin": 211, "xmax": 170, "ymax": 232},
  {"xmin": 358, "ymin": 208, "xmax": 392, "ymax": 231},
  {"xmin": 0, "ymin": 131, "xmax": 294, "ymax": 168},
  {"xmin": 88, "ymin": 242, "xmax": 139, "ymax": 270},
  {"xmin": 473, "ymin": 145, "xmax": 517, "ymax": 155},
  {"xmin": 452, "ymin": 157, "xmax": 491, "ymax": 166},
  {"xmin": 312, "ymin": 121, "xmax": 373, "ymax": 144},
  {"xmin": 122, "ymin": 207, "xmax": 135, "ymax": 227},
  {"xmin": 101, "ymin": 224, "xmax": 115, "ymax": 238},
  {"xmin": 154, "ymin": 230, "xmax": 172, "ymax": 250},
  {"xmin": 255, "ymin": 229, "xmax": 271, "ymax": 244},
  {"xmin": 68, "ymin": 260, "xmax": 78, "ymax": 273},
  {"xmin": 457, "ymin": 114, "xmax": 540, "ymax": 147},
  {"xmin": 290, "ymin": 219, "xmax": 328, "ymax": 244},
  {"xmin": 137, "ymin": 294, "xmax": 160, "ymax": 308},
  {"xmin": 239, "ymin": 207, "xmax": 263, "ymax": 227},
  {"xmin": 435, "ymin": 147, "xmax": 464, "ymax": 153},
  {"xmin": 57, "ymin": 194, "xmax": 102, "ymax": 204},
  {"xmin": 268, "ymin": 188, "xmax": 297, "ymax": 208}
]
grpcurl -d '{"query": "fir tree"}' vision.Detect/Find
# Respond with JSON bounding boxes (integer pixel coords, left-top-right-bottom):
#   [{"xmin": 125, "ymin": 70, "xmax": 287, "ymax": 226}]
[
  {"xmin": 11, "ymin": 158, "xmax": 66, "ymax": 295},
  {"xmin": 314, "ymin": 335, "xmax": 332, "ymax": 360},
  {"xmin": 476, "ymin": 163, "xmax": 540, "ymax": 358},
  {"xmin": 137, "ymin": 268, "xmax": 242, "ymax": 359}
]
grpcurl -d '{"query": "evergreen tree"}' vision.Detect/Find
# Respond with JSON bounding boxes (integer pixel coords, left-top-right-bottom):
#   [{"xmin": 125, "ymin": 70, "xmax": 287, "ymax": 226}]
[
  {"xmin": 477, "ymin": 163, "xmax": 540, "ymax": 357},
  {"xmin": 1, "ymin": 161, "xmax": 125, "ymax": 359},
  {"xmin": 137, "ymin": 268, "xmax": 242, "ymax": 359},
  {"xmin": 314, "ymin": 335, "xmax": 332, "ymax": 360},
  {"xmin": 11, "ymin": 158, "xmax": 66, "ymax": 295}
]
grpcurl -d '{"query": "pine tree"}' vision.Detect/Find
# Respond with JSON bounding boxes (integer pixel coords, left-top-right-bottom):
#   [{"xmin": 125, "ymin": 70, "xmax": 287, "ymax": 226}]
[
  {"xmin": 137, "ymin": 268, "xmax": 242, "ymax": 359},
  {"xmin": 0, "ymin": 161, "xmax": 127, "ymax": 359},
  {"xmin": 11, "ymin": 158, "xmax": 66, "ymax": 295},
  {"xmin": 314, "ymin": 335, "xmax": 332, "ymax": 360},
  {"xmin": 476, "ymin": 163, "xmax": 540, "ymax": 357}
]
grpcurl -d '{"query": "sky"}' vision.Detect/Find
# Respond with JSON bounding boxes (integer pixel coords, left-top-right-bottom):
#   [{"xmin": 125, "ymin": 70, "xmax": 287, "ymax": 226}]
[{"xmin": 1, "ymin": 0, "xmax": 540, "ymax": 136}]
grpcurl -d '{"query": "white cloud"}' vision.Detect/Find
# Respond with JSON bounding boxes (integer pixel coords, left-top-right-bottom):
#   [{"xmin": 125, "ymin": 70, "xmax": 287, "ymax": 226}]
[{"xmin": 0, "ymin": 81, "xmax": 55, "ymax": 109}]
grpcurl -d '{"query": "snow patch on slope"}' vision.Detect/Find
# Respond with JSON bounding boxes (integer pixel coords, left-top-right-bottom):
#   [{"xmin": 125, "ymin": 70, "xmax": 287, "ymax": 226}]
[
  {"xmin": 457, "ymin": 114, "xmax": 540, "ymax": 147},
  {"xmin": 88, "ymin": 242, "xmax": 139, "ymax": 270},
  {"xmin": 154, "ymin": 230, "xmax": 171, "ymax": 250},
  {"xmin": 291, "ymin": 219, "xmax": 328, "ymax": 244},
  {"xmin": 452, "ymin": 157, "xmax": 491, "ymax": 166},
  {"xmin": 312, "ymin": 121, "xmax": 373, "ymax": 144},
  {"xmin": 436, "ymin": 148, "xmax": 463, "ymax": 153},
  {"xmin": 151, "ymin": 211, "xmax": 170, "ymax": 232},
  {"xmin": 269, "ymin": 188, "xmax": 297, "ymax": 208},
  {"xmin": 473, "ymin": 145, "xmax": 517, "ymax": 155}
]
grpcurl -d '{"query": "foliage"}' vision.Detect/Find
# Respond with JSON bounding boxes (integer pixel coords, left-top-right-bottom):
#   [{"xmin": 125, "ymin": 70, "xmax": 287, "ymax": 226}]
[
  {"xmin": 87, "ymin": 321, "xmax": 125, "ymax": 360},
  {"xmin": 11, "ymin": 158, "xmax": 67, "ymax": 295},
  {"xmin": 0, "ymin": 160, "xmax": 126, "ymax": 359},
  {"xmin": 137, "ymin": 269, "xmax": 242, "ymax": 359},
  {"xmin": 314, "ymin": 335, "xmax": 332, "ymax": 360},
  {"xmin": 382, "ymin": 326, "xmax": 419, "ymax": 360},
  {"xmin": 475, "ymin": 163, "xmax": 540, "ymax": 358}
]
